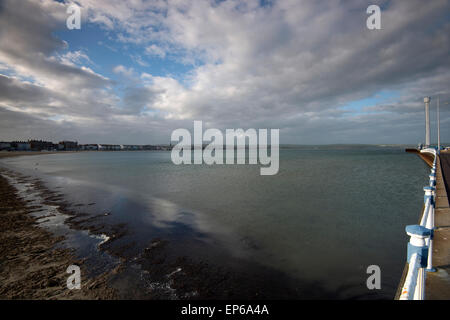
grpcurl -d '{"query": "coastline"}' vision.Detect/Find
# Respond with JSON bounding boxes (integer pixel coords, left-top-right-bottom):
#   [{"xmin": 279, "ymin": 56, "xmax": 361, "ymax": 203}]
[
  {"xmin": 0, "ymin": 169, "xmax": 117, "ymax": 299},
  {"xmin": 0, "ymin": 151, "xmax": 80, "ymax": 159}
]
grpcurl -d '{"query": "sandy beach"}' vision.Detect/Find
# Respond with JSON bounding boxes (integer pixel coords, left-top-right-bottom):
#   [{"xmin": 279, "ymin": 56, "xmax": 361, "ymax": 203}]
[{"xmin": 0, "ymin": 151, "xmax": 81, "ymax": 159}]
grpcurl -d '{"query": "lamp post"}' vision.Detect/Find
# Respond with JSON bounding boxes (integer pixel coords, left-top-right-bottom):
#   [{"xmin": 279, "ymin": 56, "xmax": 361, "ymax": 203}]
[
  {"xmin": 437, "ymin": 96, "xmax": 440, "ymax": 150},
  {"xmin": 443, "ymin": 101, "xmax": 449, "ymax": 150},
  {"xmin": 424, "ymin": 97, "xmax": 431, "ymax": 147}
]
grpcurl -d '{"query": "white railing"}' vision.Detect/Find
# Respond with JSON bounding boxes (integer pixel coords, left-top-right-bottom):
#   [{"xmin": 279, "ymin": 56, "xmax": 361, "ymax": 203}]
[
  {"xmin": 400, "ymin": 253, "xmax": 423, "ymax": 300},
  {"xmin": 399, "ymin": 148, "xmax": 437, "ymax": 300}
]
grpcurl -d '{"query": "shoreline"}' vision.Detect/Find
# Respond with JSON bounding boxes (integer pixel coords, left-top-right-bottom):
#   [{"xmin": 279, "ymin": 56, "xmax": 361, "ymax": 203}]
[
  {"xmin": 0, "ymin": 169, "xmax": 117, "ymax": 299},
  {"xmin": 0, "ymin": 151, "xmax": 81, "ymax": 159}
]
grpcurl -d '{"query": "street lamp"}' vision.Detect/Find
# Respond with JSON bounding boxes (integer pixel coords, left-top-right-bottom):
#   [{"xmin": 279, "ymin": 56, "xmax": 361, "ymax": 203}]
[
  {"xmin": 437, "ymin": 96, "xmax": 440, "ymax": 150},
  {"xmin": 424, "ymin": 97, "xmax": 431, "ymax": 147},
  {"xmin": 441, "ymin": 101, "xmax": 449, "ymax": 150}
]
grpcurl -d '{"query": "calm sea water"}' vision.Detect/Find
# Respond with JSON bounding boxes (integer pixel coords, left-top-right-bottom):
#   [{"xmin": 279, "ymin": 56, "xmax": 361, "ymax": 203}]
[{"xmin": 0, "ymin": 146, "xmax": 429, "ymax": 299}]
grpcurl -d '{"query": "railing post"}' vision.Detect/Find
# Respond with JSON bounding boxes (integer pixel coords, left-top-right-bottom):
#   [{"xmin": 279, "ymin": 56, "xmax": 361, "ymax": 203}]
[
  {"xmin": 423, "ymin": 186, "xmax": 436, "ymax": 272},
  {"xmin": 429, "ymin": 173, "xmax": 436, "ymax": 187},
  {"xmin": 405, "ymin": 225, "xmax": 431, "ymax": 300},
  {"xmin": 423, "ymin": 186, "xmax": 435, "ymax": 205},
  {"xmin": 400, "ymin": 225, "xmax": 431, "ymax": 300},
  {"xmin": 406, "ymin": 225, "xmax": 430, "ymax": 268}
]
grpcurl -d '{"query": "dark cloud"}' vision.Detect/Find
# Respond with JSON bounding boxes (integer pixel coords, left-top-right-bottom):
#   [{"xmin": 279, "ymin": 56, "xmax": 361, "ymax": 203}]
[
  {"xmin": 0, "ymin": 0, "xmax": 449, "ymax": 144},
  {"xmin": 0, "ymin": 74, "xmax": 51, "ymax": 103}
]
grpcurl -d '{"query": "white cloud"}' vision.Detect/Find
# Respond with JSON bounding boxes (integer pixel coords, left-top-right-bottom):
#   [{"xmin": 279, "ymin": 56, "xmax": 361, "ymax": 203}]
[
  {"xmin": 59, "ymin": 50, "xmax": 94, "ymax": 66},
  {"xmin": 113, "ymin": 65, "xmax": 135, "ymax": 78},
  {"xmin": 145, "ymin": 44, "xmax": 166, "ymax": 58}
]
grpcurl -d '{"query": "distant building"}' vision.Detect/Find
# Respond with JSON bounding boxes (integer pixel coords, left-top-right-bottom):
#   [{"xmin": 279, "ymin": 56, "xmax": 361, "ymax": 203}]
[
  {"xmin": 2, "ymin": 139, "xmax": 171, "ymax": 152},
  {"xmin": 143, "ymin": 145, "xmax": 157, "ymax": 150},
  {"xmin": 124, "ymin": 145, "xmax": 140, "ymax": 150},
  {"xmin": 11, "ymin": 141, "xmax": 31, "ymax": 151},
  {"xmin": 0, "ymin": 142, "xmax": 11, "ymax": 151},
  {"xmin": 29, "ymin": 140, "xmax": 54, "ymax": 151},
  {"xmin": 84, "ymin": 144, "xmax": 98, "ymax": 150},
  {"xmin": 58, "ymin": 141, "xmax": 78, "ymax": 151},
  {"xmin": 99, "ymin": 144, "xmax": 122, "ymax": 151}
]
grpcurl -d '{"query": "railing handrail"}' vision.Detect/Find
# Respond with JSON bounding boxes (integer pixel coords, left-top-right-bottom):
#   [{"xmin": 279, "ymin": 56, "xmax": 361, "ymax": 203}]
[
  {"xmin": 419, "ymin": 198, "xmax": 432, "ymax": 226},
  {"xmin": 399, "ymin": 253, "xmax": 421, "ymax": 300},
  {"xmin": 399, "ymin": 150, "xmax": 437, "ymax": 300}
]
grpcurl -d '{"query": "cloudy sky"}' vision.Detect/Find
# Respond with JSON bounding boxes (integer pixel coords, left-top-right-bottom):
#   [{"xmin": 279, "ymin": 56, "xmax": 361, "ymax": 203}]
[{"xmin": 0, "ymin": 0, "xmax": 449, "ymax": 144}]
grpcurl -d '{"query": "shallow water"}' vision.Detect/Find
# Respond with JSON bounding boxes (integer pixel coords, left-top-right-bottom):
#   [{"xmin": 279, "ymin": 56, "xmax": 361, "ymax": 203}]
[
  {"xmin": 1, "ymin": 172, "xmax": 119, "ymax": 277},
  {"xmin": 0, "ymin": 146, "xmax": 429, "ymax": 299}
]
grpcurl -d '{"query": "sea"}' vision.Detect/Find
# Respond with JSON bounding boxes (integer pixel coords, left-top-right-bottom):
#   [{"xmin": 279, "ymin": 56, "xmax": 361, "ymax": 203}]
[{"xmin": 0, "ymin": 145, "xmax": 429, "ymax": 299}]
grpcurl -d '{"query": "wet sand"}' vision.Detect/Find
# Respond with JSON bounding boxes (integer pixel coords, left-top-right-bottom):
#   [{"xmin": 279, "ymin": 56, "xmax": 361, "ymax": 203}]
[
  {"xmin": 0, "ymin": 171, "xmax": 117, "ymax": 299},
  {"xmin": 0, "ymin": 151, "xmax": 79, "ymax": 159}
]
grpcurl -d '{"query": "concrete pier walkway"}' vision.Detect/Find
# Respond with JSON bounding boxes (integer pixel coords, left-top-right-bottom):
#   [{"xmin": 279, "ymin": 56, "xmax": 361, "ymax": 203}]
[{"xmin": 426, "ymin": 151, "xmax": 450, "ymax": 299}]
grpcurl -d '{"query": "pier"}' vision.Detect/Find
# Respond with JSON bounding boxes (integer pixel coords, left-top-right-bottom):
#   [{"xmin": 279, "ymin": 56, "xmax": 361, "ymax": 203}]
[
  {"xmin": 426, "ymin": 151, "xmax": 450, "ymax": 299},
  {"xmin": 396, "ymin": 149, "xmax": 450, "ymax": 300}
]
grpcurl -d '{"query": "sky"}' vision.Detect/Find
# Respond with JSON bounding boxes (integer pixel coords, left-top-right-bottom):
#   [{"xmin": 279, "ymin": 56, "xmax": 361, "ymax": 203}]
[{"xmin": 0, "ymin": 0, "xmax": 449, "ymax": 145}]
